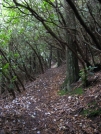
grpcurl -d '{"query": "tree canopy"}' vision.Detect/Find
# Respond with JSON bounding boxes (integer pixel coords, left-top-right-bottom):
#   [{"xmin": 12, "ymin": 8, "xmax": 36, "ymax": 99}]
[{"xmin": 0, "ymin": 0, "xmax": 101, "ymax": 96}]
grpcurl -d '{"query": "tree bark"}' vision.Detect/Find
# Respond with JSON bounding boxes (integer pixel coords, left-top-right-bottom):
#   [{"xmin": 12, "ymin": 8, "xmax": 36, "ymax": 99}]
[
  {"xmin": 66, "ymin": 0, "xmax": 101, "ymax": 50},
  {"xmin": 63, "ymin": 0, "xmax": 79, "ymax": 91}
]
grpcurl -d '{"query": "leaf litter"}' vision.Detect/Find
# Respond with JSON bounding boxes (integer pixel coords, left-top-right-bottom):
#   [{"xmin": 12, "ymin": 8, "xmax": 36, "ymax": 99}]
[{"xmin": 0, "ymin": 64, "xmax": 101, "ymax": 134}]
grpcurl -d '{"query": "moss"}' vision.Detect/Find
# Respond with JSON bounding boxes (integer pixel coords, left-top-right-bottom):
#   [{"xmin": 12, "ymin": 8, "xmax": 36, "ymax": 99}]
[
  {"xmin": 58, "ymin": 87, "xmax": 84, "ymax": 96},
  {"xmin": 70, "ymin": 87, "xmax": 84, "ymax": 95},
  {"xmin": 58, "ymin": 89, "xmax": 68, "ymax": 96}
]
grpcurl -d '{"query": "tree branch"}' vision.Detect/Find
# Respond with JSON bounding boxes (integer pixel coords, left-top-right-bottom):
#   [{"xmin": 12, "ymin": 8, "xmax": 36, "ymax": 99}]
[{"xmin": 66, "ymin": 0, "xmax": 101, "ymax": 50}]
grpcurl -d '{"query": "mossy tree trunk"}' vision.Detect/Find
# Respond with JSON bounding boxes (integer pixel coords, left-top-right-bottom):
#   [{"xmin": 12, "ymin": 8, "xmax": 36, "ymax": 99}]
[{"xmin": 63, "ymin": 0, "xmax": 79, "ymax": 91}]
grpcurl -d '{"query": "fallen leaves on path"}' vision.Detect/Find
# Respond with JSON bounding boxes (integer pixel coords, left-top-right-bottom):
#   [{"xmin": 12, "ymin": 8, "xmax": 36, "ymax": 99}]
[{"xmin": 0, "ymin": 64, "xmax": 101, "ymax": 134}]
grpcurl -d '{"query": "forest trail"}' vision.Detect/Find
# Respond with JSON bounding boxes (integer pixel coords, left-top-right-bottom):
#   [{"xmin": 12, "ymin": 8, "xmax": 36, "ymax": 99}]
[{"xmin": 0, "ymin": 64, "xmax": 101, "ymax": 134}]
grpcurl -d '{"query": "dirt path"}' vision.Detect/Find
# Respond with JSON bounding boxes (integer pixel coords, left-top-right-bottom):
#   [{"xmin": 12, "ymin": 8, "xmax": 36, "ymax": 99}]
[
  {"xmin": 0, "ymin": 64, "xmax": 101, "ymax": 134},
  {"xmin": 0, "ymin": 65, "xmax": 67, "ymax": 134},
  {"xmin": 21, "ymin": 65, "xmax": 66, "ymax": 134}
]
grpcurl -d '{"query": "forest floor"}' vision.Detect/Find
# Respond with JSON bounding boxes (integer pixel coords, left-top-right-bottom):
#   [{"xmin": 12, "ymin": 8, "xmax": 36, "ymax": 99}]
[{"xmin": 0, "ymin": 64, "xmax": 101, "ymax": 134}]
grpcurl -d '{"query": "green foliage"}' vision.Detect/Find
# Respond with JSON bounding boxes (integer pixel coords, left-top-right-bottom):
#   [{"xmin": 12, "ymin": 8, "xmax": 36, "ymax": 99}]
[
  {"xmin": 58, "ymin": 89, "xmax": 68, "ymax": 96},
  {"xmin": 70, "ymin": 87, "xmax": 84, "ymax": 95},
  {"xmin": 79, "ymin": 68, "xmax": 87, "ymax": 84},
  {"xmin": 14, "ymin": 53, "xmax": 19, "ymax": 58},
  {"xmin": 11, "ymin": 75, "xmax": 17, "ymax": 82},
  {"xmin": 79, "ymin": 66, "xmax": 96, "ymax": 86},
  {"xmin": 59, "ymin": 87, "xmax": 84, "ymax": 96},
  {"xmin": 2, "ymin": 63, "xmax": 9, "ymax": 74},
  {"xmin": 81, "ymin": 108, "xmax": 101, "ymax": 118},
  {"xmin": 81, "ymin": 101, "xmax": 101, "ymax": 118},
  {"xmin": 87, "ymin": 109, "xmax": 101, "ymax": 118},
  {"xmin": 2, "ymin": 63, "xmax": 9, "ymax": 70},
  {"xmin": 0, "ymin": 0, "xmax": 55, "ymax": 97}
]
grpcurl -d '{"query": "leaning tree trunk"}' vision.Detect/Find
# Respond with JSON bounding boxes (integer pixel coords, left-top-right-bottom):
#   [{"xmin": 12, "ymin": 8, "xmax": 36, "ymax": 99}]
[{"xmin": 63, "ymin": 0, "xmax": 79, "ymax": 91}]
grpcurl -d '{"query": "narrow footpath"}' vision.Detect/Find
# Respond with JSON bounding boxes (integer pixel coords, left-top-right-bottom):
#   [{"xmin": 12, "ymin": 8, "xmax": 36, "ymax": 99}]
[{"xmin": 0, "ymin": 64, "xmax": 101, "ymax": 134}]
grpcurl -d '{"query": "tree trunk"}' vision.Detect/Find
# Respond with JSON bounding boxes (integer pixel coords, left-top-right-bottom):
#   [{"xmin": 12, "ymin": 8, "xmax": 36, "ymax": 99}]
[
  {"xmin": 63, "ymin": 0, "xmax": 79, "ymax": 91},
  {"xmin": 66, "ymin": 0, "xmax": 101, "ymax": 50},
  {"xmin": 57, "ymin": 49, "xmax": 62, "ymax": 67},
  {"xmin": 48, "ymin": 46, "xmax": 52, "ymax": 68}
]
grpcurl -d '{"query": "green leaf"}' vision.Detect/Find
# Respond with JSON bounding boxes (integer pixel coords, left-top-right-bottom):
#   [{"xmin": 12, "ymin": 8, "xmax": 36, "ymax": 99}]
[
  {"xmin": 11, "ymin": 75, "xmax": 17, "ymax": 82},
  {"xmin": 2, "ymin": 63, "xmax": 9, "ymax": 70},
  {"xmin": 14, "ymin": 53, "xmax": 19, "ymax": 58}
]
